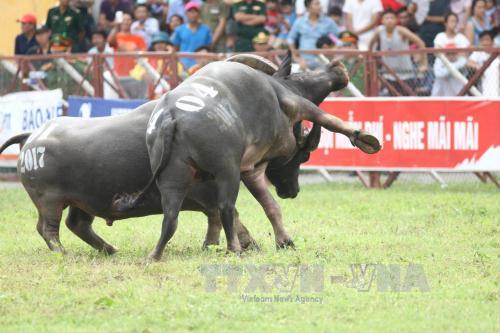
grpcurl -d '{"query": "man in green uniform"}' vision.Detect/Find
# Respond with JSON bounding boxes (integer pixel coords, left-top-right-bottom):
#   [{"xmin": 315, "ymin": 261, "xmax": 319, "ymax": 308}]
[
  {"xmin": 46, "ymin": 0, "xmax": 84, "ymax": 52},
  {"xmin": 232, "ymin": 0, "xmax": 266, "ymax": 52}
]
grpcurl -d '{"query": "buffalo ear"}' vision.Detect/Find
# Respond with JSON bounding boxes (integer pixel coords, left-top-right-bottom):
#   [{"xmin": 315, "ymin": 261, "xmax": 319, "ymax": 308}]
[
  {"xmin": 274, "ymin": 49, "xmax": 292, "ymax": 77},
  {"xmin": 303, "ymin": 123, "xmax": 322, "ymax": 152}
]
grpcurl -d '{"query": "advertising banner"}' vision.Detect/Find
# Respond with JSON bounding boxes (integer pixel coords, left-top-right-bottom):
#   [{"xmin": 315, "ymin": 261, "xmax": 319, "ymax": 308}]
[
  {"xmin": 0, "ymin": 89, "xmax": 63, "ymax": 164},
  {"xmin": 67, "ymin": 96, "xmax": 147, "ymax": 118},
  {"xmin": 306, "ymin": 98, "xmax": 500, "ymax": 171}
]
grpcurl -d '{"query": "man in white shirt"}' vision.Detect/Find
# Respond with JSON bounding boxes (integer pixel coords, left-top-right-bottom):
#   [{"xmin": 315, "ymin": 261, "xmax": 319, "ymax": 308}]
[
  {"xmin": 343, "ymin": 0, "xmax": 383, "ymax": 50},
  {"xmin": 295, "ymin": 0, "xmax": 330, "ymax": 16},
  {"xmin": 131, "ymin": 3, "xmax": 159, "ymax": 46}
]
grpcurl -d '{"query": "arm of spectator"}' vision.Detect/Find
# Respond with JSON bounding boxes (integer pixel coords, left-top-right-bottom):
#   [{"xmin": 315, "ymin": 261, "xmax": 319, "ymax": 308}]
[
  {"xmin": 399, "ymin": 26, "xmax": 428, "ymax": 70},
  {"xmin": 212, "ymin": 17, "xmax": 227, "ymax": 49},
  {"xmin": 355, "ymin": 11, "xmax": 382, "ymax": 35},
  {"xmin": 107, "ymin": 25, "xmax": 119, "ymax": 48},
  {"xmin": 425, "ymin": 16, "xmax": 445, "ymax": 24},
  {"xmin": 172, "ymin": 27, "xmax": 181, "ymax": 51},
  {"xmin": 146, "ymin": 18, "xmax": 160, "ymax": 36},
  {"xmin": 344, "ymin": 12, "xmax": 354, "ymax": 32},
  {"xmin": 367, "ymin": 30, "xmax": 380, "ymax": 51},
  {"xmin": 234, "ymin": 12, "xmax": 266, "ymax": 25},
  {"xmin": 464, "ymin": 22, "xmax": 475, "ymax": 45}
]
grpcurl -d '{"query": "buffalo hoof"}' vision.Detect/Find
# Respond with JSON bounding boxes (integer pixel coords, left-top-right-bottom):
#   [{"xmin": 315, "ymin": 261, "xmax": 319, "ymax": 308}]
[
  {"xmin": 146, "ymin": 252, "xmax": 163, "ymax": 263},
  {"xmin": 351, "ymin": 130, "xmax": 381, "ymax": 154},
  {"xmin": 101, "ymin": 244, "xmax": 118, "ymax": 255},
  {"xmin": 241, "ymin": 239, "xmax": 260, "ymax": 252},
  {"xmin": 202, "ymin": 240, "xmax": 220, "ymax": 250},
  {"xmin": 276, "ymin": 238, "xmax": 295, "ymax": 249}
]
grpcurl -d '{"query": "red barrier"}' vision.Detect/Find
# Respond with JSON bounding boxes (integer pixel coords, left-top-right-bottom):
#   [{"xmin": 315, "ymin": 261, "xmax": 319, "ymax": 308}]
[{"xmin": 306, "ymin": 98, "xmax": 500, "ymax": 171}]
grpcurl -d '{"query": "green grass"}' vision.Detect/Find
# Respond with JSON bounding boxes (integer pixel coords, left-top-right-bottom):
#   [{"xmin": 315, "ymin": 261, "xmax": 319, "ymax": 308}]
[{"xmin": 0, "ymin": 182, "xmax": 498, "ymax": 332}]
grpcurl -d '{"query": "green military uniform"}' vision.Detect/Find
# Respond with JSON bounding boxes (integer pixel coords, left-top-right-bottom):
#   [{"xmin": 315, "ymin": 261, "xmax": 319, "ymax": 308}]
[
  {"xmin": 201, "ymin": 0, "xmax": 229, "ymax": 52},
  {"xmin": 46, "ymin": 6, "xmax": 83, "ymax": 52},
  {"xmin": 231, "ymin": 0, "xmax": 266, "ymax": 52}
]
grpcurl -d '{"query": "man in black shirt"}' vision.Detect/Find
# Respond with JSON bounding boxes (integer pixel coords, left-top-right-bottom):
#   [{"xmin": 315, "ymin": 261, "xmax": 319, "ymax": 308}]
[{"xmin": 14, "ymin": 13, "xmax": 38, "ymax": 55}]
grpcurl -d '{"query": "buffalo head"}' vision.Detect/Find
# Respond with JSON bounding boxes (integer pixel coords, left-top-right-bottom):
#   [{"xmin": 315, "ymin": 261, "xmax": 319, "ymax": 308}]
[{"xmin": 265, "ymin": 123, "xmax": 321, "ymax": 199}]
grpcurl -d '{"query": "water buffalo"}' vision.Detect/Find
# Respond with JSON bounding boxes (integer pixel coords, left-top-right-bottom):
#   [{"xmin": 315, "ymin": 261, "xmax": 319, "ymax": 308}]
[
  {"xmin": 115, "ymin": 54, "xmax": 381, "ymax": 261},
  {"xmin": 0, "ymin": 54, "xmax": 348, "ymax": 255}
]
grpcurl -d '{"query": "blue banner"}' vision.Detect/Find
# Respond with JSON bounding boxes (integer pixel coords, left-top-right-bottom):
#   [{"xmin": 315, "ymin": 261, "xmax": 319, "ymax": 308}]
[{"xmin": 68, "ymin": 96, "xmax": 147, "ymax": 118}]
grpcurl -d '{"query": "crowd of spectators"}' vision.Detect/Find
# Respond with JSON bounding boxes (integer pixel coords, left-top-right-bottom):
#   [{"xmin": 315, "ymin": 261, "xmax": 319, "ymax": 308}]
[{"xmin": 12, "ymin": 0, "xmax": 500, "ymax": 96}]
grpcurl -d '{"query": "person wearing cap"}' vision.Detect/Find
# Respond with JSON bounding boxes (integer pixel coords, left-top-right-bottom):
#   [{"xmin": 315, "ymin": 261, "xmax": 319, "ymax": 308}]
[
  {"xmin": 46, "ymin": 0, "xmax": 85, "ymax": 52},
  {"xmin": 167, "ymin": 0, "xmax": 202, "ymax": 23},
  {"xmin": 232, "ymin": 0, "xmax": 267, "ymax": 52},
  {"xmin": 252, "ymin": 31, "xmax": 272, "ymax": 51},
  {"xmin": 15, "ymin": 14, "xmax": 38, "ymax": 55},
  {"xmin": 287, "ymin": 0, "xmax": 339, "ymax": 70},
  {"xmin": 151, "ymin": 31, "xmax": 174, "ymax": 52},
  {"xmin": 88, "ymin": 29, "xmax": 114, "ymax": 69},
  {"xmin": 27, "ymin": 26, "xmax": 53, "ymax": 71},
  {"xmin": 172, "ymin": 2, "xmax": 212, "ymax": 69},
  {"xmin": 131, "ymin": 3, "xmax": 160, "ymax": 46}
]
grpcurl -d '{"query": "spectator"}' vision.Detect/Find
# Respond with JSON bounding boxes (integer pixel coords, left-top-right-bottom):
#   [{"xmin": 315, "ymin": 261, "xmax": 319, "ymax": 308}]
[
  {"xmin": 468, "ymin": 30, "xmax": 499, "ymax": 96},
  {"xmin": 172, "ymin": 2, "xmax": 212, "ymax": 69},
  {"xmin": 72, "ymin": 0, "xmax": 97, "ymax": 52},
  {"xmin": 201, "ymin": 0, "xmax": 229, "ymax": 52},
  {"xmin": 131, "ymin": 3, "xmax": 160, "ymax": 46},
  {"xmin": 151, "ymin": 31, "xmax": 174, "ymax": 51},
  {"xmin": 14, "ymin": 14, "xmax": 38, "ymax": 55},
  {"xmin": 49, "ymin": 34, "xmax": 72, "ymax": 54},
  {"xmin": 418, "ymin": 0, "xmax": 450, "ymax": 47},
  {"xmin": 465, "ymin": 0, "xmax": 492, "ymax": 45},
  {"xmin": 232, "ymin": 0, "xmax": 267, "ymax": 51},
  {"xmin": 265, "ymin": 0, "xmax": 281, "ymax": 37},
  {"xmin": 485, "ymin": 0, "xmax": 498, "ymax": 27},
  {"xmin": 339, "ymin": 30, "xmax": 359, "ymax": 48},
  {"xmin": 288, "ymin": 0, "xmax": 339, "ymax": 70},
  {"xmin": 397, "ymin": 6, "xmax": 419, "ymax": 33},
  {"xmin": 100, "ymin": 0, "xmax": 132, "ymax": 28},
  {"xmin": 295, "ymin": 0, "xmax": 330, "ymax": 16},
  {"xmin": 329, "ymin": 6, "xmax": 346, "ymax": 32},
  {"xmin": 149, "ymin": 0, "xmax": 168, "ymax": 20},
  {"xmin": 369, "ymin": 9, "xmax": 427, "ymax": 95},
  {"xmin": 108, "ymin": 12, "xmax": 147, "ymax": 76},
  {"xmin": 432, "ymin": 13, "xmax": 470, "ymax": 96},
  {"xmin": 27, "ymin": 26, "xmax": 52, "ymax": 71},
  {"xmin": 168, "ymin": 0, "xmax": 202, "ymax": 23},
  {"xmin": 87, "ymin": 29, "xmax": 114, "ymax": 69},
  {"xmin": 381, "ymin": 0, "xmax": 405, "ymax": 11},
  {"xmin": 316, "ymin": 35, "xmax": 335, "ymax": 48},
  {"xmin": 451, "ymin": 0, "xmax": 472, "ymax": 32},
  {"xmin": 277, "ymin": 0, "xmax": 297, "ymax": 40},
  {"xmin": 168, "ymin": 14, "xmax": 185, "ymax": 35},
  {"xmin": 343, "ymin": 0, "xmax": 384, "ymax": 50},
  {"xmin": 46, "ymin": 0, "xmax": 84, "ymax": 52},
  {"xmin": 252, "ymin": 31, "xmax": 272, "ymax": 51}
]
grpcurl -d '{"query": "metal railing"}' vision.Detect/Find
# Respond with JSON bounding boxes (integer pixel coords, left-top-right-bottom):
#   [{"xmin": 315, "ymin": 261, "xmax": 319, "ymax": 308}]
[{"xmin": 1, "ymin": 47, "xmax": 498, "ymax": 100}]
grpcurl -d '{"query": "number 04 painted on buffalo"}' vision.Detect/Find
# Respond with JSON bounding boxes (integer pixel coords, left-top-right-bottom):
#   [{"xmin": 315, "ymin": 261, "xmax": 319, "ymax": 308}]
[{"xmin": 175, "ymin": 83, "xmax": 219, "ymax": 113}]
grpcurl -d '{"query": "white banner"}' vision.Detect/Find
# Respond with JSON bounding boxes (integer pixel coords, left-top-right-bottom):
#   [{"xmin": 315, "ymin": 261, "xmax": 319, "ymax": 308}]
[{"xmin": 0, "ymin": 89, "xmax": 63, "ymax": 165}]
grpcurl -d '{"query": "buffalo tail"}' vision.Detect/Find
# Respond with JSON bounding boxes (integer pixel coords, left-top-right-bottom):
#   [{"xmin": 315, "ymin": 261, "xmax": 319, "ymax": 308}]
[
  {"xmin": 0, "ymin": 132, "xmax": 31, "ymax": 154},
  {"xmin": 112, "ymin": 110, "xmax": 177, "ymax": 212}
]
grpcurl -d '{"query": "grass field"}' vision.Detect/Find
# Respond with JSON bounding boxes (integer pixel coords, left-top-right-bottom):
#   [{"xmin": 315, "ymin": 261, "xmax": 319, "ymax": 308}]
[{"xmin": 0, "ymin": 182, "xmax": 498, "ymax": 332}]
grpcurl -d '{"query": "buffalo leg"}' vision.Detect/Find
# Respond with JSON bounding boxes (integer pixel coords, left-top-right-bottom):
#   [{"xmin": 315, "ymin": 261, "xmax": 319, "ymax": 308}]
[
  {"xmin": 242, "ymin": 165, "xmax": 294, "ymax": 248},
  {"xmin": 148, "ymin": 163, "xmax": 193, "ymax": 261},
  {"xmin": 65, "ymin": 207, "xmax": 117, "ymax": 254},
  {"xmin": 215, "ymin": 170, "xmax": 243, "ymax": 254},
  {"xmin": 36, "ymin": 202, "xmax": 65, "ymax": 253},
  {"xmin": 204, "ymin": 209, "xmax": 258, "ymax": 250}
]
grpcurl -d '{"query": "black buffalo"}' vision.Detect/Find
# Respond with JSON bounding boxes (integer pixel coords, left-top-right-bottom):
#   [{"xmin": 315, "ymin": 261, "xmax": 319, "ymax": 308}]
[
  {"xmin": 115, "ymin": 53, "xmax": 381, "ymax": 261},
  {"xmin": 0, "ymin": 54, "xmax": 356, "ymax": 255}
]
